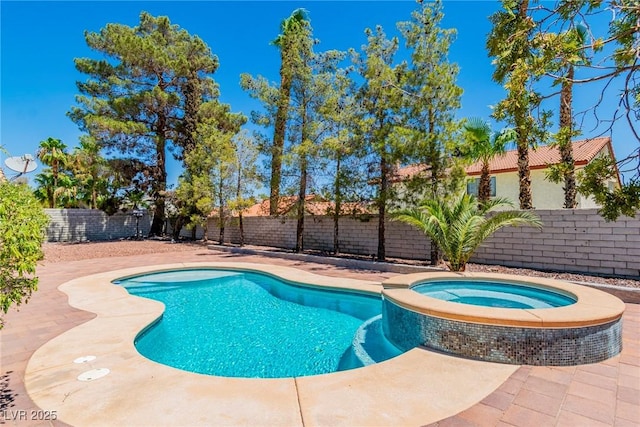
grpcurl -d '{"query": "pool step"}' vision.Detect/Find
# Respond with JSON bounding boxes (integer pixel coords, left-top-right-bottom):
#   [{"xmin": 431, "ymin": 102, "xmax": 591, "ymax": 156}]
[{"xmin": 339, "ymin": 315, "xmax": 403, "ymax": 370}]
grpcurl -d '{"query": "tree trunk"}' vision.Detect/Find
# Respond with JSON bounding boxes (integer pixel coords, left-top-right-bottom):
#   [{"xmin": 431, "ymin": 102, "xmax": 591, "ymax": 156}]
[
  {"xmin": 560, "ymin": 66, "xmax": 577, "ymax": 208},
  {"xmin": 478, "ymin": 161, "xmax": 492, "ymax": 205},
  {"xmin": 236, "ymin": 158, "xmax": 245, "ymax": 247},
  {"xmin": 333, "ymin": 157, "xmax": 341, "ymax": 255},
  {"xmin": 150, "ymin": 128, "xmax": 167, "ymax": 236},
  {"xmin": 428, "ymin": 107, "xmax": 439, "ymax": 199},
  {"xmin": 239, "ymin": 213, "xmax": 245, "ymax": 247},
  {"xmin": 428, "ymin": 106, "xmax": 442, "ymax": 265},
  {"xmin": 377, "ymin": 156, "xmax": 388, "ymax": 262},
  {"xmin": 219, "ymin": 184, "xmax": 225, "ymax": 245},
  {"xmin": 295, "ymin": 158, "xmax": 307, "ymax": 253},
  {"xmin": 172, "ymin": 216, "xmax": 184, "ymax": 241},
  {"xmin": 91, "ymin": 186, "xmax": 97, "ymax": 210},
  {"xmin": 150, "ymin": 197, "xmax": 166, "ymax": 236},
  {"xmin": 270, "ymin": 52, "xmax": 292, "ymax": 216},
  {"xmin": 515, "ymin": 0, "xmax": 533, "ymax": 210},
  {"xmin": 182, "ymin": 75, "xmax": 200, "ymax": 157},
  {"xmin": 516, "ymin": 141, "xmax": 533, "ymax": 209},
  {"xmin": 202, "ymin": 220, "xmax": 208, "ymax": 242},
  {"xmin": 52, "ymin": 162, "xmax": 59, "ymax": 208}
]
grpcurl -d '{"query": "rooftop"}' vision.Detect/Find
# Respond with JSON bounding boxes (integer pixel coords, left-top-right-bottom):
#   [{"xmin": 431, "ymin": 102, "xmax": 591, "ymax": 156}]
[
  {"xmin": 465, "ymin": 136, "xmax": 613, "ymax": 175},
  {"xmin": 394, "ymin": 136, "xmax": 615, "ymax": 180}
]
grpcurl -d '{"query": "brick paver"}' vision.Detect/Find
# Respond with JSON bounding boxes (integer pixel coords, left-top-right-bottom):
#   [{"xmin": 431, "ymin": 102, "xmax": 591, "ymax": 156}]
[
  {"xmin": 433, "ymin": 303, "xmax": 640, "ymax": 426},
  {"xmin": 1, "ymin": 246, "xmax": 638, "ymax": 426}
]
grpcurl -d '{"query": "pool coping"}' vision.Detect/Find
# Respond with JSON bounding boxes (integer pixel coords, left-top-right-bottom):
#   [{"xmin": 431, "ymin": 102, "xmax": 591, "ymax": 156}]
[
  {"xmin": 382, "ymin": 271, "xmax": 626, "ymax": 328},
  {"xmin": 24, "ymin": 262, "xmax": 520, "ymax": 426}
]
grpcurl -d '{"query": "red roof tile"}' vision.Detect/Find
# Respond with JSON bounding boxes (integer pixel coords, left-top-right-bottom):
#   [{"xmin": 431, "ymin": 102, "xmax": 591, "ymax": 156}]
[
  {"xmin": 465, "ymin": 137, "xmax": 612, "ymax": 175},
  {"xmin": 241, "ymin": 196, "xmax": 374, "ymax": 217},
  {"xmin": 395, "ymin": 137, "xmax": 614, "ymax": 179}
]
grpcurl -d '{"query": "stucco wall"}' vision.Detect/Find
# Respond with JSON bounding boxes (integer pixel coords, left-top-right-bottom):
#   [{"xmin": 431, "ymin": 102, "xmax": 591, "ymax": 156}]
[{"xmin": 491, "ymin": 168, "xmax": 601, "ymax": 210}]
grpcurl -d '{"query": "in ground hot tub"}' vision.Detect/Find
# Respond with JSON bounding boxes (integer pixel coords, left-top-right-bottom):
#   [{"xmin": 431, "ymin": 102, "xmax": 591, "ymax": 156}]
[
  {"xmin": 382, "ymin": 272, "xmax": 625, "ymax": 366},
  {"xmin": 412, "ymin": 280, "xmax": 576, "ymax": 309}
]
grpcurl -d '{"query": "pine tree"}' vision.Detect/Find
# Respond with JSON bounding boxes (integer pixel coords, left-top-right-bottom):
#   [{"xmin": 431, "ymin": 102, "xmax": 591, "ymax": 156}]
[
  {"xmin": 352, "ymin": 26, "xmax": 405, "ymax": 261},
  {"xmin": 69, "ymin": 12, "xmax": 220, "ymax": 235},
  {"xmin": 269, "ymin": 9, "xmax": 312, "ymax": 216},
  {"xmin": 397, "ymin": 0, "xmax": 465, "ymax": 264}
]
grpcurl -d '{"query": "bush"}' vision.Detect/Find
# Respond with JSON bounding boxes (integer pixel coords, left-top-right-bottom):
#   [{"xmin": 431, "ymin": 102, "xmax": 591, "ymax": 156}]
[
  {"xmin": 0, "ymin": 182, "xmax": 49, "ymax": 327},
  {"xmin": 394, "ymin": 193, "xmax": 542, "ymax": 271}
]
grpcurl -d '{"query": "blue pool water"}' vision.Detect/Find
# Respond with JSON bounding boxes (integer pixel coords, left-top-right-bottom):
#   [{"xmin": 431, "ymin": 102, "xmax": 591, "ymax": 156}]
[
  {"xmin": 413, "ymin": 280, "xmax": 576, "ymax": 309},
  {"xmin": 115, "ymin": 269, "xmax": 402, "ymax": 378}
]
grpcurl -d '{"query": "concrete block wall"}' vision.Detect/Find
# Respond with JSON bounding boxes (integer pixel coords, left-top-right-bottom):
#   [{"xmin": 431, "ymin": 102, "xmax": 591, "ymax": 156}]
[
  {"xmin": 471, "ymin": 209, "xmax": 640, "ymax": 279},
  {"xmin": 207, "ymin": 215, "xmax": 431, "ymax": 260},
  {"xmin": 208, "ymin": 217, "xmax": 298, "ymax": 249},
  {"xmin": 302, "ymin": 216, "xmax": 378, "ymax": 256},
  {"xmin": 44, "ymin": 208, "xmax": 638, "ymax": 278},
  {"xmin": 45, "ymin": 209, "xmax": 151, "ymax": 242},
  {"xmin": 207, "ymin": 209, "xmax": 639, "ymax": 279}
]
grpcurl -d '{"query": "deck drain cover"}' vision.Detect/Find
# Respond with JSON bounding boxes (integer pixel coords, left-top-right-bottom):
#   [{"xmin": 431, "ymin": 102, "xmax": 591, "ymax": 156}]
[
  {"xmin": 77, "ymin": 368, "xmax": 110, "ymax": 382},
  {"xmin": 74, "ymin": 355, "xmax": 96, "ymax": 364}
]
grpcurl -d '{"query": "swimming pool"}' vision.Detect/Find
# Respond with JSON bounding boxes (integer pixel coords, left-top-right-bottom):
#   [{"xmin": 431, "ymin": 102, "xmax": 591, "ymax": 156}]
[
  {"xmin": 412, "ymin": 280, "xmax": 576, "ymax": 309},
  {"xmin": 116, "ymin": 269, "xmax": 403, "ymax": 378}
]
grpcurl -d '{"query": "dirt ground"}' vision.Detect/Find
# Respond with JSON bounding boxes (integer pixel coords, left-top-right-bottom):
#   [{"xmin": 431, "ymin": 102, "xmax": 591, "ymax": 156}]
[{"xmin": 42, "ymin": 239, "xmax": 640, "ymax": 288}]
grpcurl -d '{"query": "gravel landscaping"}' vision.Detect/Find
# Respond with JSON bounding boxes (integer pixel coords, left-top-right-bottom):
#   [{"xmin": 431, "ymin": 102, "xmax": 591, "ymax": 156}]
[{"xmin": 42, "ymin": 240, "xmax": 640, "ymax": 289}]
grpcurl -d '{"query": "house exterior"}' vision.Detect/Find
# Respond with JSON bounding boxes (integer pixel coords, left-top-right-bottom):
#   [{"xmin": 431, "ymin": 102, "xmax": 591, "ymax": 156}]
[{"xmin": 396, "ymin": 137, "xmax": 621, "ymax": 209}]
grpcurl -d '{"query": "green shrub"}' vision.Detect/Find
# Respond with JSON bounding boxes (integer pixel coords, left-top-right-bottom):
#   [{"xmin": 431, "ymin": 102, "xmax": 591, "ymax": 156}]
[
  {"xmin": 394, "ymin": 193, "xmax": 542, "ymax": 271},
  {"xmin": 0, "ymin": 182, "xmax": 49, "ymax": 327}
]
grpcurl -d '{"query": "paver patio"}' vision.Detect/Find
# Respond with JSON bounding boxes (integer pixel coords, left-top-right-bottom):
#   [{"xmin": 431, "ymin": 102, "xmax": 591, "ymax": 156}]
[{"xmin": 1, "ymin": 246, "xmax": 638, "ymax": 426}]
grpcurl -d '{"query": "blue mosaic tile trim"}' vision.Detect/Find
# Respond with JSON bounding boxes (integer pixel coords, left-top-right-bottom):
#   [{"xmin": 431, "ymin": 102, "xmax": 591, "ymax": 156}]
[{"xmin": 382, "ymin": 299, "xmax": 622, "ymax": 366}]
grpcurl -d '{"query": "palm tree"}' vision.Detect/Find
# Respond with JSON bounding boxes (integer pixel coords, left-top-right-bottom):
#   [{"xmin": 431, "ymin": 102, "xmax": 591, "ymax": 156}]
[
  {"xmin": 54, "ymin": 175, "xmax": 79, "ymax": 208},
  {"xmin": 553, "ymin": 25, "xmax": 587, "ymax": 209},
  {"xmin": 36, "ymin": 137, "xmax": 68, "ymax": 207},
  {"xmin": 463, "ymin": 118, "xmax": 516, "ymax": 205},
  {"xmin": 69, "ymin": 136, "xmax": 108, "ymax": 209},
  {"xmin": 34, "ymin": 172, "xmax": 55, "ymax": 208},
  {"xmin": 269, "ymin": 8, "xmax": 310, "ymax": 215},
  {"xmin": 394, "ymin": 193, "xmax": 542, "ymax": 272}
]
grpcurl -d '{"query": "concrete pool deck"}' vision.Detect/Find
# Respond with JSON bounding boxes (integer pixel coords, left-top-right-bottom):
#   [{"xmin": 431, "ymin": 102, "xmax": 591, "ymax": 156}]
[{"xmin": 1, "ymin": 247, "xmax": 638, "ymax": 426}]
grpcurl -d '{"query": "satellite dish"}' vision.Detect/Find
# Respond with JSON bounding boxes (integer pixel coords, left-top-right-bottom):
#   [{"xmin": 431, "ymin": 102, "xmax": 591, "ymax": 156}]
[{"xmin": 5, "ymin": 154, "xmax": 38, "ymax": 180}]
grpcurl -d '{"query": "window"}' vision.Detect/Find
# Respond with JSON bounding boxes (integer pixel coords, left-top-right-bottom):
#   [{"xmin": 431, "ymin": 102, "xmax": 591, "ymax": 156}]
[{"xmin": 466, "ymin": 177, "xmax": 496, "ymax": 197}]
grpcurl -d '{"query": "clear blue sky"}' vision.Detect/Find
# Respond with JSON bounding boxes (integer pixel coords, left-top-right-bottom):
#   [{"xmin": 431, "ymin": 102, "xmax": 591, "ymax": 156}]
[{"xmin": 1, "ymin": 1, "xmax": 635, "ymax": 186}]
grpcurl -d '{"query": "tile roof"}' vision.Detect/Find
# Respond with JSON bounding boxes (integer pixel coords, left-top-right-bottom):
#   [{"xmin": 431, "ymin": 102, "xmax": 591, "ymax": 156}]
[
  {"xmin": 232, "ymin": 196, "xmax": 374, "ymax": 217},
  {"xmin": 394, "ymin": 137, "xmax": 613, "ymax": 179},
  {"xmin": 465, "ymin": 137, "xmax": 612, "ymax": 175}
]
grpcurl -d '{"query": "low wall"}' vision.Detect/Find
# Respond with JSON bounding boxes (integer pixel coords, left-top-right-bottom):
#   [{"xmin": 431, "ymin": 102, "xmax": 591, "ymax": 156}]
[
  {"xmin": 45, "ymin": 209, "xmax": 151, "ymax": 242},
  {"xmin": 472, "ymin": 209, "xmax": 640, "ymax": 279},
  {"xmin": 43, "ymin": 208, "xmax": 639, "ymax": 279},
  {"xmin": 207, "ymin": 209, "xmax": 640, "ymax": 279},
  {"xmin": 207, "ymin": 216, "xmax": 432, "ymax": 260}
]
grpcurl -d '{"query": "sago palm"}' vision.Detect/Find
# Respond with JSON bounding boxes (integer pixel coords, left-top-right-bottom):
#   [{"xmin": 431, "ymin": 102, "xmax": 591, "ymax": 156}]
[{"xmin": 394, "ymin": 193, "xmax": 542, "ymax": 271}]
